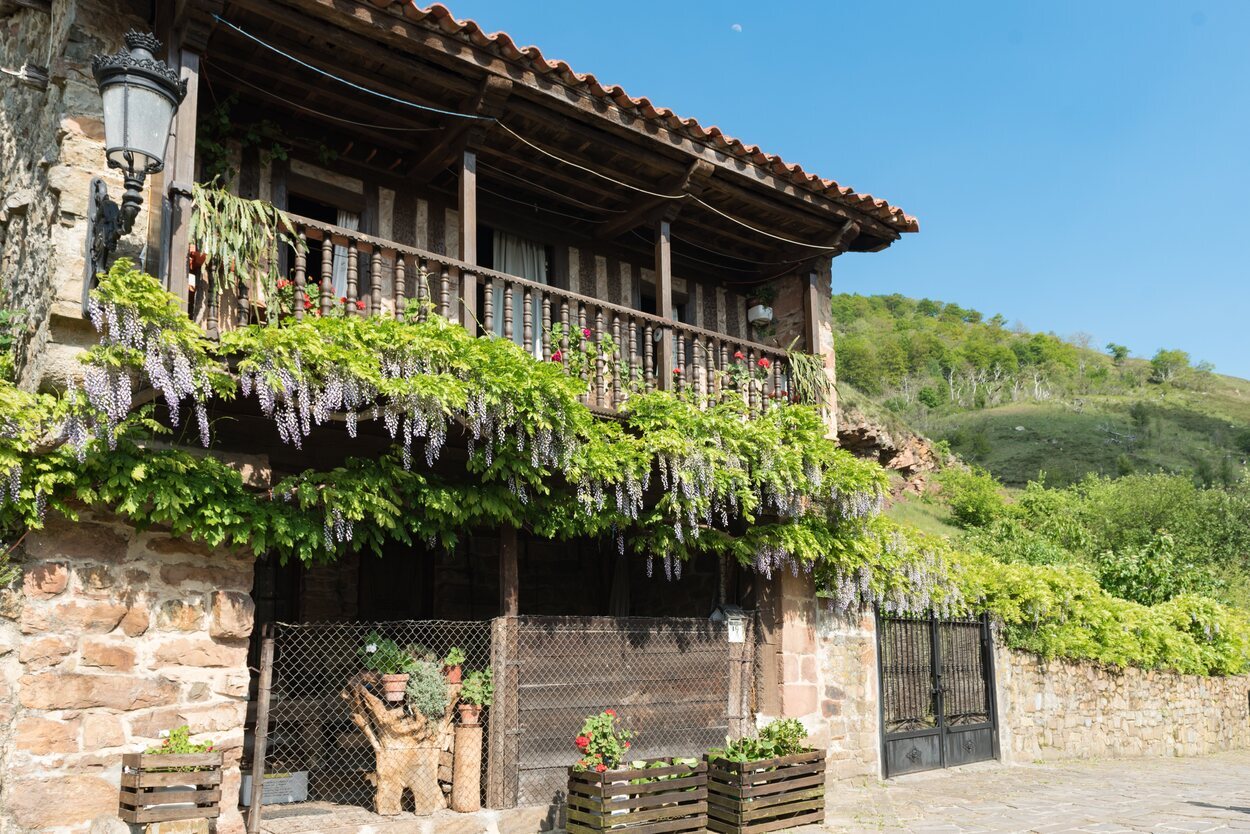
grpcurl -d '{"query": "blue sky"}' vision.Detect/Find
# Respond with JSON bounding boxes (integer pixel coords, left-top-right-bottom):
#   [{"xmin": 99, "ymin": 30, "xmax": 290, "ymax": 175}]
[{"xmin": 446, "ymin": 1, "xmax": 1250, "ymax": 379}]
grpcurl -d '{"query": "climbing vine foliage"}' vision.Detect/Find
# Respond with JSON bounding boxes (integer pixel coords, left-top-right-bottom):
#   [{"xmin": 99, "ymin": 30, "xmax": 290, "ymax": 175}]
[{"xmin": 1, "ymin": 264, "xmax": 1245, "ymax": 676}]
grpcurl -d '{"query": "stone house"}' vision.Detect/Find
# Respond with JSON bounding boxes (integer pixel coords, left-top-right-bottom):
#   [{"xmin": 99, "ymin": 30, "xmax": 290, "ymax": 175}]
[{"xmin": 0, "ymin": 2, "xmax": 1246, "ymax": 833}]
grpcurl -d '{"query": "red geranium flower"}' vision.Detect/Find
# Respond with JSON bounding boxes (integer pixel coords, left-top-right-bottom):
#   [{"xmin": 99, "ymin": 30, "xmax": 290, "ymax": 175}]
[
  {"xmin": 303, "ymin": 298, "xmax": 313, "ymax": 309},
  {"xmin": 672, "ymin": 368, "xmax": 681, "ymax": 376},
  {"xmin": 734, "ymin": 350, "xmax": 745, "ymax": 361},
  {"xmin": 596, "ymin": 763, "xmax": 607, "ymax": 773},
  {"xmin": 340, "ymin": 296, "xmax": 348, "ymax": 304},
  {"xmin": 604, "ymin": 708, "xmax": 616, "ymax": 717},
  {"xmin": 355, "ymin": 300, "xmax": 366, "ymax": 310},
  {"xmin": 581, "ymin": 327, "xmax": 592, "ymax": 338},
  {"xmin": 623, "ymin": 741, "xmax": 630, "ymax": 748},
  {"xmin": 551, "ymin": 350, "xmax": 563, "ymax": 362},
  {"xmin": 277, "ymin": 279, "xmax": 291, "ymax": 290},
  {"xmin": 757, "ymin": 357, "xmax": 772, "ymax": 369},
  {"xmin": 575, "ymin": 735, "xmax": 590, "ymax": 749}
]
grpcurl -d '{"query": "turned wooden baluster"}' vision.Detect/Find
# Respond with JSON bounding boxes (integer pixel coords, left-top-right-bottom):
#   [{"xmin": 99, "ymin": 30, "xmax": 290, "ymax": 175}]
[
  {"xmin": 693, "ymin": 336, "xmax": 705, "ymax": 402},
  {"xmin": 644, "ymin": 323, "xmax": 654, "ymax": 391},
  {"xmin": 394, "ymin": 255, "xmax": 406, "ymax": 316},
  {"xmin": 559, "ymin": 299, "xmax": 570, "ymax": 368},
  {"xmin": 345, "ymin": 241, "xmax": 359, "ymax": 316},
  {"xmin": 414, "ymin": 258, "xmax": 427, "ymax": 320},
  {"xmin": 718, "ymin": 341, "xmax": 729, "ymax": 401},
  {"xmin": 483, "ymin": 277, "xmax": 495, "ymax": 334},
  {"xmin": 577, "ymin": 303, "xmax": 589, "ymax": 401},
  {"xmin": 628, "ymin": 317, "xmax": 639, "ymax": 398},
  {"xmin": 541, "ymin": 295, "xmax": 552, "ymax": 360},
  {"xmin": 594, "ymin": 307, "xmax": 606, "ymax": 408},
  {"xmin": 503, "ymin": 282, "xmax": 514, "ymax": 341},
  {"xmin": 612, "ymin": 313, "xmax": 623, "ymax": 407},
  {"xmin": 370, "ymin": 248, "xmax": 383, "ymax": 316},
  {"xmin": 439, "ymin": 267, "xmax": 450, "ymax": 319},
  {"xmin": 293, "ymin": 232, "xmax": 307, "ymax": 321},
  {"xmin": 523, "ymin": 287, "xmax": 533, "ymax": 352},
  {"xmin": 320, "ymin": 235, "xmax": 333, "ymax": 315}
]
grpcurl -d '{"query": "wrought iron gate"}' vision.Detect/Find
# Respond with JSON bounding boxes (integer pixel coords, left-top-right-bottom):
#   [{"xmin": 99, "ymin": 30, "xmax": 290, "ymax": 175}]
[{"xmin": 876, "ymin": 613, "xmax": 998, "ymax": 777}]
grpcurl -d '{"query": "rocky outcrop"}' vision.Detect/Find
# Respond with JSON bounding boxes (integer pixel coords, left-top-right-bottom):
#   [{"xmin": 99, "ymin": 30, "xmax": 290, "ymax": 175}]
[{"xmin": 836, "ymin": 400, "xmax": 940, "ymax": 494}]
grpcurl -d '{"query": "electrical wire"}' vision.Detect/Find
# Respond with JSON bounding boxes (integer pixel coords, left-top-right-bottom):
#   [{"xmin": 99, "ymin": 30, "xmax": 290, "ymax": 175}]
[
  {"xmin": 213, "ymin": 14, "xmax": 859, "ymax": 253},
  {"xmin": 478, "ymin": 183, "xmax": 608, "ymax": 224}
]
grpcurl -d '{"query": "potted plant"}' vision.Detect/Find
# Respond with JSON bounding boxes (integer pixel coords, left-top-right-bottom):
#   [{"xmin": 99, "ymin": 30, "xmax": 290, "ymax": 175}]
[
  {"xmin": 404, "ymin": 658, "xmax": 449, "ymax": 719},
  {"xmin": 458, "ymin": 669, "xmax": 493, "ymax": 725},
  {"xmin": 119, "ymin": 725, "xmax": 223, "ymax": 825},
  {"xmin": 705, "ymin": 718, "xmax": 824, "ymax": 833},
  {"xmin": 745, "ymin": 283, "xmax": 777, "ymax": 328},
  {"xmin": 443, "ymin": 646, "xmax": 466, "ymax": 684},
  {"xmin": 566, "ymin": 710, "xmax": 707, "ymax": 833},
  {"xmin": 360, "ymin": 632, "xmax": 415, "ymax": 702}
]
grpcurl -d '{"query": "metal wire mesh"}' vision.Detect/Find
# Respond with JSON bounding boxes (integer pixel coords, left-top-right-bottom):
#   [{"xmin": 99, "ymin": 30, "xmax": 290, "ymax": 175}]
[
  {"xmin": 264, "ymin": 620, "xmax": 492, "ymax": 813},
  {"xmin": 503, "ymin": 616, "xmax": 755, "ymax": 809}
]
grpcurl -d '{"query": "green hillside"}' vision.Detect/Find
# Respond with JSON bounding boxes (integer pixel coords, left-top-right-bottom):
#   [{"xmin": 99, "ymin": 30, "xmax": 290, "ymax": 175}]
[{"xmin": 832, "ymin": 293, "xmax": 1250, "ymax": 487}]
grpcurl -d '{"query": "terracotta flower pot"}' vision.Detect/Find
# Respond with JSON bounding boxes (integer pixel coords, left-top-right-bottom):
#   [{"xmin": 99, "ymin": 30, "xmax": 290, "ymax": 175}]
[
  {"xmin": 381, "ymin": 673, "xmax": 409, "ymax": 702},
  {"xmin": 444, "ymin": 664, "xmax": 462, "ymax": 685},
  {"xmin": 459, "ymin": 703, "xmax": 482, "ymax": 725}
]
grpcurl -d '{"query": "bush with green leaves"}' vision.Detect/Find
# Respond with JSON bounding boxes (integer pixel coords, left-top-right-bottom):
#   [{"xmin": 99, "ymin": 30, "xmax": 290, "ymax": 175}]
[
  {"xmin": 405, "ymin": 659, "xmax": 448, "ymax": 719},
  {"xmin": 938, "ymin": 466, "xmax": 1005, "ymax": 528},
  {"xmin": 443, "ymin": 647, "xmax": 466, "ymax": 667}
]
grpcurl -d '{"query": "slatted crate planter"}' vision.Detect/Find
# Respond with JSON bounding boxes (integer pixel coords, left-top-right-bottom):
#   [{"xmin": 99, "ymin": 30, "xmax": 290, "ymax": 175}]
[
  {"xmin": 706, "ymin": 750, "xmax": 825, "ymax": 834},
  {"xmin": 566, "ymin": 756, "xmax": 708, "ymax": 834},
  {"xmin": 118, "ymin": 752, "xmax": 224, "ymax": 825}
]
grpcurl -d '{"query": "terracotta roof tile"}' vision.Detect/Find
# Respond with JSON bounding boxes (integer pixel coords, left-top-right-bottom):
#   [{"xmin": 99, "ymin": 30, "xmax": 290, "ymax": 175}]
[{"xmin": 386, "ymin": 2, "xmax": 918, "ymax": 234}]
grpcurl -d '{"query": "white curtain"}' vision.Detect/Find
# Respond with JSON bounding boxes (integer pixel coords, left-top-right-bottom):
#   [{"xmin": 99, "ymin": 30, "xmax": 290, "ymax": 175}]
[
  {"xmin": 331, "ymin": 209, "xmax": 361, "ymax": 298},
  {"xmin": 493, "ymin": 230, "xmax": 547, "ymax": 355}
]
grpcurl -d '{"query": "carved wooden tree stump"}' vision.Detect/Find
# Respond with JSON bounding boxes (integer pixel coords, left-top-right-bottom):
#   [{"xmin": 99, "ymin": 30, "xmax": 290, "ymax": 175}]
[{"xmin": 343, "ymin": 673, "xmax": 460, "ymax": 815}]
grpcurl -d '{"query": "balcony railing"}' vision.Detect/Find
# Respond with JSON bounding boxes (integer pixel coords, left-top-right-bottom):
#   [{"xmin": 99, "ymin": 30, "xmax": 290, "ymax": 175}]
[{"xmin": 204, "ymin": 213, "xmax": 794, "ymax": 415}]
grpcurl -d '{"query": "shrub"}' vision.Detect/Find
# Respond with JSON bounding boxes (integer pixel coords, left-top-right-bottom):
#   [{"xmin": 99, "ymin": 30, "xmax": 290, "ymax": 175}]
[
  {"xmin": 405, "ymin": 659, "xmax": 448, "ymax": 719},
  {"xmin": 460, "ymin": 669, "xmax": 494, "ymax": 707},
  {"xmin": 939, "ymin": 466, "xmax": 1006, "ymax": 528},
  {"xmin": 359, "ymin": 632, "xmax": 415, "ymax": 675}
]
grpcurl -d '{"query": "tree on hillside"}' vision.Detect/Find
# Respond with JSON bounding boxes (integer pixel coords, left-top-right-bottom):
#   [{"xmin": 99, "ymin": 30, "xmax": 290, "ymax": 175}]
[
  {"xmin": 1150, "ymin": 348, "xmax": 1191, "ymax": 383},
  {"xmin": 1106, "ymin": 343, "xmax": 1130, "ymax": 365}
]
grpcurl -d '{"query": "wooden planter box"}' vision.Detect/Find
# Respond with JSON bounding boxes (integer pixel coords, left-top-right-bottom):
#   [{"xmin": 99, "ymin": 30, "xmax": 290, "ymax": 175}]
[
  {"xmin": 706, "ymin": 750, "xmax": 825, "ymax": 834},
  {"xmin": 566, "ymin": 756, "xmax": 708, "ymax": 833},
  {"xmin": 119, "ymin": 752, "xmax": 224, "ymax": 825}
]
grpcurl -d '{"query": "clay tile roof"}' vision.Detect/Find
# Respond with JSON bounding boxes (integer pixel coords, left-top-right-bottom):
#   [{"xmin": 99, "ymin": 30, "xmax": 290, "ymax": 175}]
[{"xmin": 383, "ymin": 1, "xmax": 918, "ymax": 234}]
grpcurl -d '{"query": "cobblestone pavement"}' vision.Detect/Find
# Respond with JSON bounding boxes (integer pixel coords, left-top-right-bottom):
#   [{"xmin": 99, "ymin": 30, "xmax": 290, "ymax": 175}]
[{"xmin": 821, "ymin": 751, "xmax": 1250, "ymax": 833}]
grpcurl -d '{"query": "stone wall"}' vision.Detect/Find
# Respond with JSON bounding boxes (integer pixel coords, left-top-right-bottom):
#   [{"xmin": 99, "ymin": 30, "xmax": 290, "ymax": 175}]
[
  {"xmin": 0, "ymin": 510, "xmax": 255, "ymax": 834},
  {"xmin": 1, "ymin": 0, "xmax": 156, "ymax": 391},
  {"xmin": 770, "ymin": 571, "xmax": 880, "ymax": 782},
  {"xmin": 996, "ymin": 648, "xmax": 1250, "ymax": 763}
]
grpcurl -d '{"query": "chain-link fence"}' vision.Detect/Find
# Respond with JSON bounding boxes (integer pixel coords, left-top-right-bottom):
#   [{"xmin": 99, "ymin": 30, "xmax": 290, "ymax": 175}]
[
  {"xmin": 260, "ymin": 620, "xmax": 493, "ymax": 814},
  {"xmin": 496, "ymin": 615, "xmax": 756, "ymax": 809}
]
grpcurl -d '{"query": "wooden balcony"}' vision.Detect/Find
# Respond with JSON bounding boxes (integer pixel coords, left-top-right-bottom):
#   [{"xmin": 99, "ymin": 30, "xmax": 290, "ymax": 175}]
[{"xmin": 204, "ymin": 213, "xmax": 795, "ymax": 416}]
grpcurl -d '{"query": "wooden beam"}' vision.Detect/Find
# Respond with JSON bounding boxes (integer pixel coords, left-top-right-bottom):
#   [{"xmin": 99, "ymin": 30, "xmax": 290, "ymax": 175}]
[
  {"xmin": 407, "ymin": 75, "xmax": 512, "ymax": 182},
  {"xmin": 459, "ymin": 148, "xmax": 479, "ymax": 332},
  {"xmin": 499, "ymin": 524, "xmax": 518, "ymax": 616},
  {"xmin": 655, "ymin": 218, "xmax": 674, "ymax": 390},
  {"xmin": 594, "ymin": 159, "xmax": 712, "ymax": 241},
  {"xmin": 165, "ymin": 45, "xmax": 201, "ymax": 312}
]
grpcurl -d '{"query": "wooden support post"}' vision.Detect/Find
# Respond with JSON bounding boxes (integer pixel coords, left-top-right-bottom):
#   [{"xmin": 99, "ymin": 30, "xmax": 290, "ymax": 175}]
[
  {"xmin": 246, "ymin": 625, "xmax": 275, "ymax": 834},
  {"xmin": 803, "ymin": 270, "xmax": 821, "ymax": 355},
  {"xmin": 499, "ymin": 524, "xmax": 518, "ymax": 617},
  {"xmin": 459, "ymin": 148, "xmax": 479, "ymax": 333},
  {"xmin": 754, "ymin": 577, "xmax": 781, "ymax": 717},
  {"xmin": 655, "ymin": 219, "xmax": 674, "ymax": 390},
  {"xmin": 165, "ymin": 48, "xmax": 200, "ymax": 312},
  {"xmin": 486, "ymin": 616, "xmax": 520, "ymax": 809}
]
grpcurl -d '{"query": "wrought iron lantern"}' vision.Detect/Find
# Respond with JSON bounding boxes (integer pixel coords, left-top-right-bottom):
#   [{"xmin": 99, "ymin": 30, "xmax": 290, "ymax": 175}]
[{"xmin": 83, "ymin": 31, "xmax": 185, "ymax": 302}]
